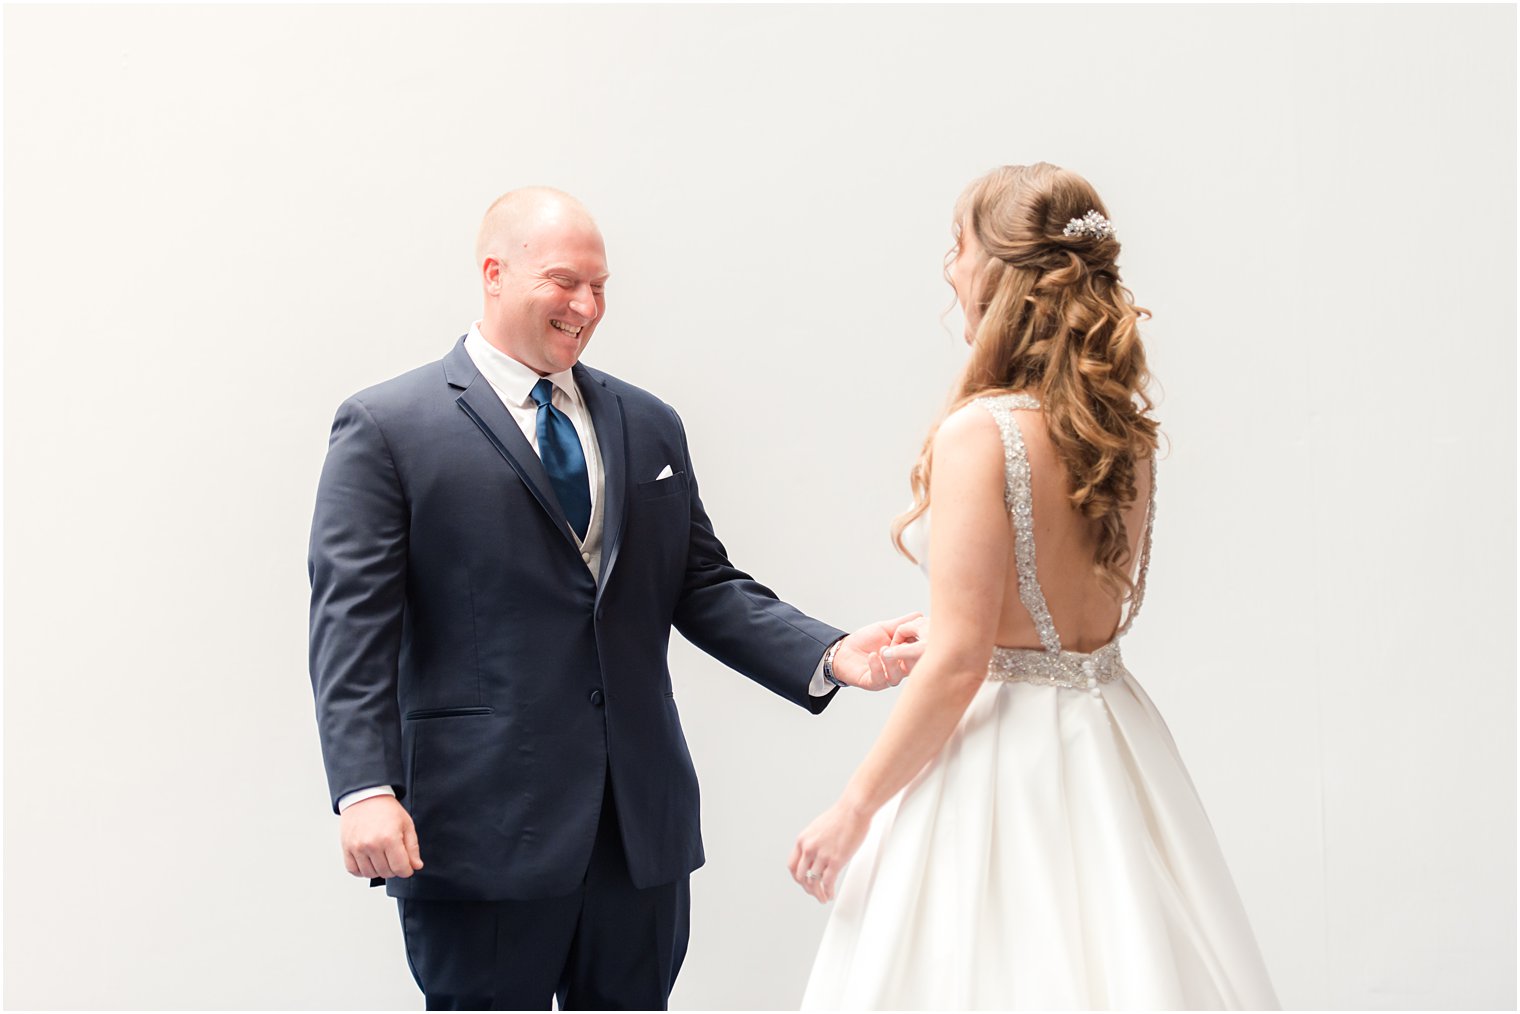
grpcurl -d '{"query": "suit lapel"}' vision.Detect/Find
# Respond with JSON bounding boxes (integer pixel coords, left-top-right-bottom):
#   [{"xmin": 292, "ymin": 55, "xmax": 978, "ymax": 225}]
[
  {"xmin": 574, "ymin": 363, "xmax": 628, "ymax": 598},
  {"xmin": 445, "ymin": 339, "xmax": 580, "ymax": 550}
]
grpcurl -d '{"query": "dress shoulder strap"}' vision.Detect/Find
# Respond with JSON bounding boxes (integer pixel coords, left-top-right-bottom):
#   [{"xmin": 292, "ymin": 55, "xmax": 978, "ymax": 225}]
[
  {"xmin": 972, "ymin": 394, "xmax": 1062, "ymax": 655},
  {"xmin": 1116, "ymin": 456, "xmax": 1158, "ymax": 637}
]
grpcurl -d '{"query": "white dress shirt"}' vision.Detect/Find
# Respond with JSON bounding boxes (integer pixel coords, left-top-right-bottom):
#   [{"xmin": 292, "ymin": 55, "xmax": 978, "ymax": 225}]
[{"xmin": 337, "ymin": 326, "xmax": 835, "ymax": 813}]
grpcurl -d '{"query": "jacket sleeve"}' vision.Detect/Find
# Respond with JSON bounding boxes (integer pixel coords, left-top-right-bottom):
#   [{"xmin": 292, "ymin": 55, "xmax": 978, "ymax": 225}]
[
  {"xmin": 308, "ymin": 396, "xmax": 409, "ymax": 812},
  {"xmin": 667, "ymin": 409, "xmax": 845, "ymax": 713}
]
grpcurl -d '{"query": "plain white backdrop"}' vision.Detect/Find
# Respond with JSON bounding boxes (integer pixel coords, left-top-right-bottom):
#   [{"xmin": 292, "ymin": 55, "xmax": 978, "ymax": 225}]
[{"xmin": 4, "ymin": 4, "xmax": 1515, "ymax": 1010}]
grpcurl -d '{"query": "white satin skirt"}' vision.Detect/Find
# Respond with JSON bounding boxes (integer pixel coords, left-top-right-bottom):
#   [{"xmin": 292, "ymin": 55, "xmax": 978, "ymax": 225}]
[{"xmin": 800, "ymin": 674, "xmax": 1279, "ymax": 1010}]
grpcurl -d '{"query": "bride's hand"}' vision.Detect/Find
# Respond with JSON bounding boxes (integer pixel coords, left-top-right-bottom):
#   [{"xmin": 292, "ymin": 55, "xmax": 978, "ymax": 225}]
[
  {"xmin": 789, "ymin": 801, "xmax": 871, "ymax": 904},
  {"xmin": 881, "ymin": 615, "xmax": 929, "ymax": 674}
]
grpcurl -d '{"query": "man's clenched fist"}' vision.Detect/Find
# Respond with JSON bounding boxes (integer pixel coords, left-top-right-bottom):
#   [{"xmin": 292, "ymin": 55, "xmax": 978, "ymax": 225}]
[{"xmin": 341, "ymin": 794, "xmax": 424, "ymax": 880}]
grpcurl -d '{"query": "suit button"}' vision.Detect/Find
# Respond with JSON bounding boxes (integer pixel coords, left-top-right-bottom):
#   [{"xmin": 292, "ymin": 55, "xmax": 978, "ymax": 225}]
[
  {"xmin": 589, "ymin": 689, "xmax": 604, "ymax": 706},
  {"xmin": 582, "ymin": 551, "xmax": 591, "ymax": 563}
]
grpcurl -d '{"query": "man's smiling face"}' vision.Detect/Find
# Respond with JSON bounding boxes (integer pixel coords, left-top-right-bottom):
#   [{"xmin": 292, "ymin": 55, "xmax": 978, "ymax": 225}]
[{"xmin": 482, "ymin": 199, "xmax": 609, "ymax": 375}]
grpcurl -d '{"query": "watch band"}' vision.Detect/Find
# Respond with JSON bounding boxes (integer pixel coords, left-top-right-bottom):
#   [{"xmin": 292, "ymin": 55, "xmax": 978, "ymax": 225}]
[{"xmin": 822, "ymin": 638, "xmax": 846, "ymax": 689}]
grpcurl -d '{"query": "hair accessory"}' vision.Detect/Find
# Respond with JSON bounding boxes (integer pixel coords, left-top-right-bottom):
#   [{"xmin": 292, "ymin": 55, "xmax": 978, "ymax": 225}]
[{"xmin": 1063, "ymin": 210, "xmax": 1115, "ymax": 241}]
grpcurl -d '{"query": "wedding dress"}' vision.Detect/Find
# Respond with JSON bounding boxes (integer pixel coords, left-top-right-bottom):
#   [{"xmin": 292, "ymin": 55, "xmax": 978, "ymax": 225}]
[{"xmin": 801, "ymin": 394, "xmax": 1278, "ymax": 1010}]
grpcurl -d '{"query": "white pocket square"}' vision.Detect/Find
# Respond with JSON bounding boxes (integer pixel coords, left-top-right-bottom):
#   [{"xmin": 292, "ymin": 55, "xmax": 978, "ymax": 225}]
[{"xmin": 655, "ymin": 465, "xmax": 674, "ymax": 481}]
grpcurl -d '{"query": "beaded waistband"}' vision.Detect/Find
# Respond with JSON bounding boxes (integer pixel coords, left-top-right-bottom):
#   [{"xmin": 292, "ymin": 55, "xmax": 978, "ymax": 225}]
[{"xmin": 986, "ymin": 640, "xmax": 1128, "ymax": 695}]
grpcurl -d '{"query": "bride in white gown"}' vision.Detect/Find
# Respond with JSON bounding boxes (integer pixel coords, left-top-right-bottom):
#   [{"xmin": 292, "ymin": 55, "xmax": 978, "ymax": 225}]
[{"xmin": 790, "ymin": 163, "xmax": 1278, "ymax": 1010}]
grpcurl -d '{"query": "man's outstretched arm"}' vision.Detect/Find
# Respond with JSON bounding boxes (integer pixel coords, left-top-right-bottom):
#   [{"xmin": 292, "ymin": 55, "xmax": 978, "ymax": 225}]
[{"xmin": 666, "ymin": 408, "xmax": 918, "ymax": 706}]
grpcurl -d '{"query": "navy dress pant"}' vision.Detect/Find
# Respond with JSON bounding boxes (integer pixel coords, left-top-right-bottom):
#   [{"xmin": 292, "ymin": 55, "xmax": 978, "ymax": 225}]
[{"xmin": 398, "ymin": 783, "xmax": 691, "ymax": 1011}]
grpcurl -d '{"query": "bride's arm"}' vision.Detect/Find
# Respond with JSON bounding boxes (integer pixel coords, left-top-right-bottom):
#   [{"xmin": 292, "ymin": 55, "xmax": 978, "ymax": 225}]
[{"xmin": 789, "ymin": 405, "xmax": 1013, "ymax": 903}]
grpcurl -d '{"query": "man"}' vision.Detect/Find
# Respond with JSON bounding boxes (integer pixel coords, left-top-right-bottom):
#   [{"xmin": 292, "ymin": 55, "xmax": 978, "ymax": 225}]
[{"xmin": 308, "ymin": 188, "xmax": 913, "ymax": 1010}]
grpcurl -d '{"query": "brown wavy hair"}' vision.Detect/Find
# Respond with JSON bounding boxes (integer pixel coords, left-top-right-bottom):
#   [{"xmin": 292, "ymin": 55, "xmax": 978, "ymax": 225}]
[{"xmin": 892, "ymin": 163, "xmax": 1159, "ymax": 601}]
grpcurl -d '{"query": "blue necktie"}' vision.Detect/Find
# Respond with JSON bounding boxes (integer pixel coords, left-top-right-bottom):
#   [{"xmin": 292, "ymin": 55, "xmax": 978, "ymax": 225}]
[{"xmin": 530, "ymin": 379, "xmax": 591, "ymax": 541}]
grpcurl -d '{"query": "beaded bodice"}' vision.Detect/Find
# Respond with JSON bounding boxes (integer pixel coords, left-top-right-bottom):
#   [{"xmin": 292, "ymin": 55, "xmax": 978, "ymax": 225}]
[{"xmin": 973, "ymin": 393, "xmax": 1157, "ymax": 694}]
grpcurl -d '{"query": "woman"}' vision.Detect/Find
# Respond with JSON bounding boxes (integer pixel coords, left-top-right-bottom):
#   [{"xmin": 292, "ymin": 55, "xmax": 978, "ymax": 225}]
[{"xmin": 791, "ymin": 164, "xmax": 1279, "ymax": 1010}]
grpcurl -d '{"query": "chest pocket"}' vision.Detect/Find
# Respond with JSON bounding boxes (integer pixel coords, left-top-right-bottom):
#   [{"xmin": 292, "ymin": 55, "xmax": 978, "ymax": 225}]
[{"xmin": 634, "ymin": 470, "xmax": 689, "ymax": 500}]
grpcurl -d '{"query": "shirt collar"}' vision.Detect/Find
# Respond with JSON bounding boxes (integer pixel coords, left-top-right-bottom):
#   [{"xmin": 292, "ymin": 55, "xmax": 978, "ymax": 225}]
[{"xmin": 464, "ymin": 322, "xmax": 580, "ymax": 408}]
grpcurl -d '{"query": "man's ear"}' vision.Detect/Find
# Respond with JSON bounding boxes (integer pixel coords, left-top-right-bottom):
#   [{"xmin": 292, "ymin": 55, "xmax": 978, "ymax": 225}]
[{"xmin": 483, "ymin": 257, "xmax": 503, "ymax": 295}]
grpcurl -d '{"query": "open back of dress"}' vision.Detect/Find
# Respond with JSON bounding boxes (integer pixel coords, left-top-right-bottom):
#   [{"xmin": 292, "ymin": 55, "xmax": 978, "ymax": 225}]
[{"xmin": 979, "ymin": 393, "xmax": 1154, "ymax": 692}]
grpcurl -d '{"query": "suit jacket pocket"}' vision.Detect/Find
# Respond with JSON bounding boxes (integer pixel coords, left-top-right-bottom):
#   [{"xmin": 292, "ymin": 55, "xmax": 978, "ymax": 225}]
[
  {"xmin": 405, "ymin": 706, "xmax": 494, "ymax": 720},
  {"xmin": 635, "ymin": 471, "xmax": 689, "ymax": 499}
]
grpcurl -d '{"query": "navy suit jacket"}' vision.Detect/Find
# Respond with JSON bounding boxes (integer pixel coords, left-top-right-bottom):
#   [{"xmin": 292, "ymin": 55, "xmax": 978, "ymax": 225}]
[{"xmin": 308, "ymin": 338, "xmax": 844, "ymax": 900}]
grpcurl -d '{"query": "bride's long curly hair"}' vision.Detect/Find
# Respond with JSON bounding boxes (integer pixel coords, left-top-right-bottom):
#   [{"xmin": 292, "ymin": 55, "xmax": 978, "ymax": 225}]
[{"xmin": 892, "ymin": 163, "xmax": 1160, "ymax": 601}]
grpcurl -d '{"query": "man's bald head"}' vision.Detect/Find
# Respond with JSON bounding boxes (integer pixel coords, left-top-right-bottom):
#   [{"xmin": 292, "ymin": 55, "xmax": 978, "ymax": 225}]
[{"xmin": 475, "ymin": 187, "xmax": 600, "ymax": 269}]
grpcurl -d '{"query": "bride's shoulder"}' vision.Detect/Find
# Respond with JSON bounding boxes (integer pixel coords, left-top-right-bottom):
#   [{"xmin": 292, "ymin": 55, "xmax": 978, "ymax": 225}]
[
  {"xmin": 944, "ymin": 392, "xmax": 1059, "ymax": 476},
  {"xmin": 934, "ymin": 401, "xmax": 1006, "ymax": 466},
  {"xmin": 929, "ymin": 407, "xmax": 1006, "ymax": 501}
]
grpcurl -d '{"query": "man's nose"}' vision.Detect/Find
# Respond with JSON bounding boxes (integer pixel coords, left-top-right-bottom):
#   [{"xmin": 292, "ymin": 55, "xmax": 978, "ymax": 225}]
[{"xmin": 569, "ymin": 286, "xmax": 600, "ymax": 321}]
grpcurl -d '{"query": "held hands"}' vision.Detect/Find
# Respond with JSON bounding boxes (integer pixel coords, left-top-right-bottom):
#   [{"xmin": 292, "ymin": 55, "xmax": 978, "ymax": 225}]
[
  {"xmin": 340, "ymin": 794, "xmax": 424, "ymax": 880},
  {"xmin": 789, "ymin": 800, "xmax": 871, "ymax": 903},
  {"xmin": 886, "ymin": 614, "xmax": 929, "ymax": 669},
  {"xmin": 831, "ymin": 612, "xmax": 930, "ymax": 691}
]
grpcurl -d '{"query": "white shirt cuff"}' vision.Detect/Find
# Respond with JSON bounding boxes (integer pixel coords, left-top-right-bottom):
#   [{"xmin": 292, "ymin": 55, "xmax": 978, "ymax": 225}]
[{"xmin": 338, "ymin": 785, "xmax": 396, "ymax": 812}]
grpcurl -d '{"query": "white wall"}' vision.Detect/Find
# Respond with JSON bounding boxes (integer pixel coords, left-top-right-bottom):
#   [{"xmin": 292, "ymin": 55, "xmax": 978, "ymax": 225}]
[{"xmin": 4, "ymin": 4, "xmax": 1513, "ymax": 1010}]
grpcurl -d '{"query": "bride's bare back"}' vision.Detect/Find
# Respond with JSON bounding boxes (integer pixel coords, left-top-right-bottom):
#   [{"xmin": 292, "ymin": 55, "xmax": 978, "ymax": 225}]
[{"xmin": 994, "ymin": 404, "xmax": 1153, "ymax": 654}]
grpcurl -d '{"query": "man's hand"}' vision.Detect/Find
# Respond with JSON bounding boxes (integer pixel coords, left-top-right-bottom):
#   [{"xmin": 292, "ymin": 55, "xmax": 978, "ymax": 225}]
[
  {"xmin": 340, "ymin": 794, "xmax": 424, "ymax": 880},
  {"xmin": 831, "ymin": 611, "xmax": 924, "ymax": 690}
]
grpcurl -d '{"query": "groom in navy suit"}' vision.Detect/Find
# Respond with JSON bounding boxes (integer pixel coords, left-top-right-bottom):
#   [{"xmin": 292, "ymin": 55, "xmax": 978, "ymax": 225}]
[{"xmin": 308, "ymin": 188, "xmax": 911, "ymax": 1010}]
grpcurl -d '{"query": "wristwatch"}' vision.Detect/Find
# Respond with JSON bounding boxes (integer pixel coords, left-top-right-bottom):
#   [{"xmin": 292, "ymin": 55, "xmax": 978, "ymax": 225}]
[{"xmin": 822, "ymin": 638, "xmax": 846, "ymax": 689}]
